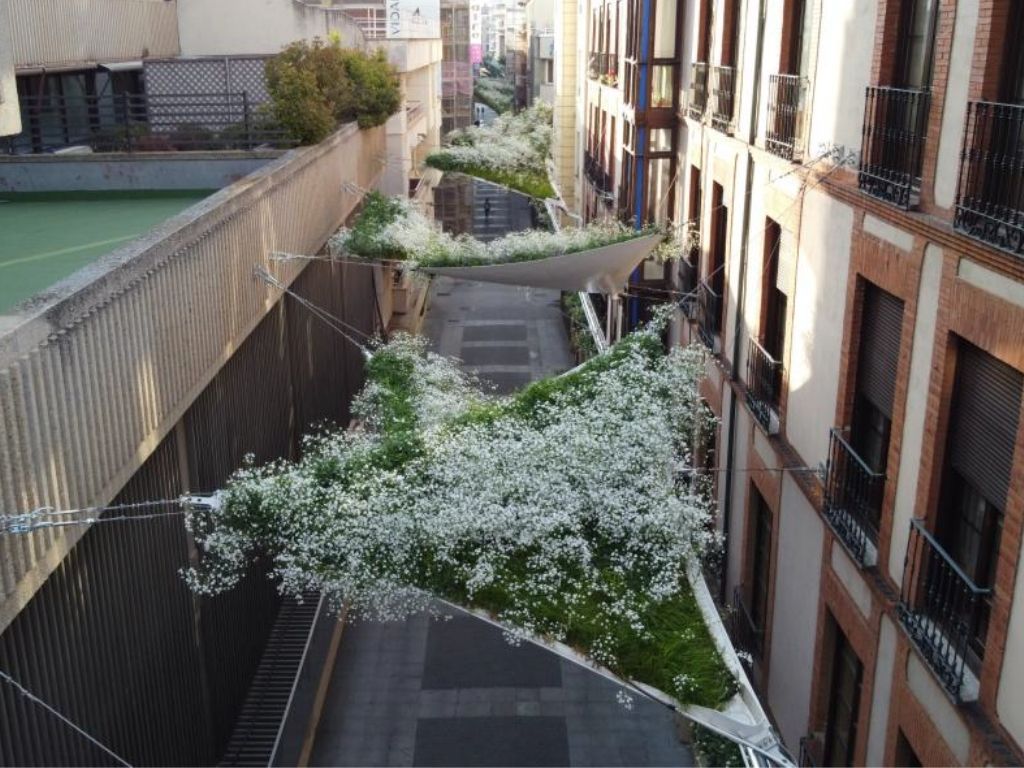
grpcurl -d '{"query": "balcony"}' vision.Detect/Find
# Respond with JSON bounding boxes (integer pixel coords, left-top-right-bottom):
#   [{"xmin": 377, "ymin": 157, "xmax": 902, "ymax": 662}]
[
  {"xmin": 858, "ymin": 86, "xmax": 931, "ymax": 209},
  {"xmin": 729, "ymin": 587, "xmax": 764, "ymax": 661},
  {"xmin": 696, "ymin": 279, "xmax": 722, "ymax": 352},
  {"xmin": 583, "ymin": 150, "xmax": 613, "ymax": 196},
  {"xmin": 745, "ymin": 338, "xmax": 781, "ymax": 433},
  {"xmin": 711, "ymin": 66, "xmax": 737, "ymax": 134},
  {"xmin": 765, "ymin": 74, "xmax": 806, "ymax": 161},
  {"xmin": 954, "ymin": 100, "xmax": 1024, "ymax": 256},
  {"xmin": 688, "ymin": 62, "xmax": 709, "ymax": 121},
  {"xmin": 898, "ymin": 519, "xmax": 990, "ymax": 702},
  {"xmin": 822, "ymin": 428, "xmax": 883, "ymax": 567}
]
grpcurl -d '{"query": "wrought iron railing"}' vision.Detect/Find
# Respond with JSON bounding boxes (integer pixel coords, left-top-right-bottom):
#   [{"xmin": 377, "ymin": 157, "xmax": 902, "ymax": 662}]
[
  {"xmin": 688, "ymin": 62, "xmax": 709, "ymax": 120},
  {"xmin": 746, "ymin": 338, "xmax": 782, "ymax": 431},
  {"xmin": 954, "ymin": 100, "xmax": 1024, "ymax": 256},
  {"xmin": 898, "ymin": 519, "xmax": 991, "ymax": 701},
  {"xmin": 711, "ymin": 65, "xmax": 737, "ymax": 134},
  {"xmin": 766, "ymin": 74, "xmax": 806, "ymax": 160},
  {"xmin": 697, "ymin": 279, "xmax": 722, "ymax": 351},
  {"xmin": 583, "ymin": 150, "xmax": 613, "ymax": 195},
  {"xmin": 6, "ymin": 92, "xmax": 296, "ymax": 155},
  {"xmin": 823, "ymin": 428, "xmax": 883, "ymax": 566},
  {"xmin": 858, "ymin": 85, "xmax": 931, "ymax": 209},
  {"xmin": 730, "ymin": 587, "xmax": 764, "ymax": 660}
]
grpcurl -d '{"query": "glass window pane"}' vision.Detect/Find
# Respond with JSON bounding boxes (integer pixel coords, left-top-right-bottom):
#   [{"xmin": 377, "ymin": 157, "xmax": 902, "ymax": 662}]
[
  {"xmin": 649, "ymin": 128, "xmax": 672, "ymax": 152},
  {"xmin": 651, "ymin": 65, "xmax": 674, "ymax": 108},
  {"xmin": 653, "ymin": 0, "xmax": 677, "ymax": 58}
]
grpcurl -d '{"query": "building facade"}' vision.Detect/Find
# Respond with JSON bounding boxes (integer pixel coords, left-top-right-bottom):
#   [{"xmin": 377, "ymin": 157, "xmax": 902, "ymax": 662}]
[
  {"xmin": 441, "ymin": 0, "xmax": 474, "ymax": 134},
  {"xmin": 567, "ymin": 0, "xmax": 1024, "ymax": 764}
]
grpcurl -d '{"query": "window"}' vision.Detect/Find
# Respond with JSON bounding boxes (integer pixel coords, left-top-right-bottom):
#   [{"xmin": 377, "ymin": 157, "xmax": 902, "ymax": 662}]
[
  {"xmin": 709, "ymin": 183, "xmax": 728, "ymax": 307},
  {"xmin": 894, "ymin": 731, "xmax": 922, "ymax": 768},
  {"xmin": 782, "ymin": 0, "xmax": 812, "ymax": 76},
  {"xmin": 896, "ymin": 0, "xmax": 939, "ymax": 88},
  {"xmin": 824, "ymin": 620, "xmax": 863, "ymax": 767},
  {"xmin": 651, "ymin": 65, "xmax": 675, "ymax": 108},
  {"xmin": 936, "ymin": 341, "xmax": 1023, "ymax": 665},
  {"xmin": 1002, "ymin": 3, "xmax": 1024, "ymax": 103},
  {"xmin": 760, "ymin": 219, "xmax": 787, "ymax": 362},
  {"xmin": 720, "ymin": 0, "xmax": 741, "ymax": 67},
  {"xmin": 652, "ymin": 0, "xmax": 677, "ymax": 58},
  {"xmin": 848, "ymin": 283, "xmax": 903, "ymax": 529},
  {"xmin": 749, "ymin": 488, "xmax": 773, "ymax": 635}
]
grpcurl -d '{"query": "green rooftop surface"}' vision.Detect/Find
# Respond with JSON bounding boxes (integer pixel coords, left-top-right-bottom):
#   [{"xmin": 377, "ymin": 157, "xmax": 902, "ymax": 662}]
[{"xmin": 0, "ymin": 190, "xmax": 212, "ymax": 313}]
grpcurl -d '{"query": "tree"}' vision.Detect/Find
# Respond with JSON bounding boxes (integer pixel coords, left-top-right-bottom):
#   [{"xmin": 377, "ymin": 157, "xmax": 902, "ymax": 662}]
[{"xmin": 265, "ymin": 39, "xmax": 402, "ymax": 144}]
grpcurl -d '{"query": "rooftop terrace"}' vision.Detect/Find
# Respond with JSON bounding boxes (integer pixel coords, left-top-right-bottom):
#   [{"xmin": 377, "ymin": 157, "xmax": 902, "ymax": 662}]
[{"xmin": 0, "ymin": 190, "xmax": 211, "ymax": 313}]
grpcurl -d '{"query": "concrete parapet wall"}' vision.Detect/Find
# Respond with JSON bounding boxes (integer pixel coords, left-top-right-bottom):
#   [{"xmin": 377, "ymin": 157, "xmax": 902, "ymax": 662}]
[
  {"xmin": 0, "ymin": 122, "xmax": 385, "ymax": 633},
  {"xmin": 10, "ymin": 0, "xmax": 180, "ymax": 70},
  {"xmin": 0, "ymin": 151, "xmax": 281, "ymax": 193}
]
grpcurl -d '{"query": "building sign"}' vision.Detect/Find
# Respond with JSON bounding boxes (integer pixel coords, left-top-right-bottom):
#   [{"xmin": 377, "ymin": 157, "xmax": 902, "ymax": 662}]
[{"xmin": 387, "ymin": 0, "xmax": 440, "ymax": 38}]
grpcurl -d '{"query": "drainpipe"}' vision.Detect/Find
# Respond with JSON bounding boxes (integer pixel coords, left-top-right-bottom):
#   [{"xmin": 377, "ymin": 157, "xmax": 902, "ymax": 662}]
[
  {"xmin": 629, "ymin": 0, "xmax": 653, "ymax": 330},
  {"xmin": 719, "ymin": 0, "xmax": 766, "ymax": 603}
]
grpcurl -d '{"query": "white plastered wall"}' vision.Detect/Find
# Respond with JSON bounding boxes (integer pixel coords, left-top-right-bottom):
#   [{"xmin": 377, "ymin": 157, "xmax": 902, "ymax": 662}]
[
  {"xmin": 933, "ymin": 0, "xmax": 978, "ymax": 209},
  {"xmin": 887, "ymin": 244, "xmax": 942, "ymax": 584},
  {"xmin": 805, "ymin": 0, "xmax": 876, "ymax": 159},
  {"xmin": 785, "ymin": 187, "xmax": 852, "ymax": 469},
  {"xmin": 767, "ymin": 474, "xmax": 825, "ymax": 750}
]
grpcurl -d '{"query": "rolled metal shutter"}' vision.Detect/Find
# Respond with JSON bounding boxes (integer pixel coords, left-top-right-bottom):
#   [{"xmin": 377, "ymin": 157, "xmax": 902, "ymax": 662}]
[
  {"xmin": 857, "ymin": 283, "xmax": 904, "ymax": 417},
  {"xmin": 949, "ymin": 342, "xmax": 1023, "ymax": 509}
]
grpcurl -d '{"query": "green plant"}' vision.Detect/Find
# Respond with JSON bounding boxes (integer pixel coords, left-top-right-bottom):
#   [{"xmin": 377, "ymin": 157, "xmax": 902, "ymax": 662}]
[{"xmin": 265, "ymin": 38, "xmax": 401, "ymax": 144}]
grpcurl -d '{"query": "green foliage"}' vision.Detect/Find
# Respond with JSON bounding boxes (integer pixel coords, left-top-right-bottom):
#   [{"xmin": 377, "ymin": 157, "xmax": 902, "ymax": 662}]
[
  {"xmin": 343, "ymin": 192, "xmax": 408, "ymax": 259},
  {"xmin": 265, "ymin": 38, "xmax": 401, "ymax": 144},
  {"xmin": 693, "ymin": 726, "xmax": 745, "ymax": 767},
  {"xmin": 473, "ymin": 76, "xmax": 514, "ymax": 114},
  {"xmin": 425, "ymin": 154, "xmax": 556, "ymax": 198}
]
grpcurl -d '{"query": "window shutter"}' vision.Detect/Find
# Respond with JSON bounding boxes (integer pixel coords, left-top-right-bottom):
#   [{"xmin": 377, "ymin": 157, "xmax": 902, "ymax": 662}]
[
  {"xmin": 949, "ymin": 343, "xmax": 1023, "ymax": 510},
  {"xmin": 856, "ymin": 284, "xmax": 904, "ymax": 417}
]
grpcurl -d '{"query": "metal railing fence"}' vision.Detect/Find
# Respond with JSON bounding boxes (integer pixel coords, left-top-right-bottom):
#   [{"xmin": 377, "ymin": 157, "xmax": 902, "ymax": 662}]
[
  {"xmin": 954, "ymin": 100, "xmax": 1024, "ymax": 256},
  {"xmin": 6, "ymin": 91, "xmax": 296, "ymax": 155}
]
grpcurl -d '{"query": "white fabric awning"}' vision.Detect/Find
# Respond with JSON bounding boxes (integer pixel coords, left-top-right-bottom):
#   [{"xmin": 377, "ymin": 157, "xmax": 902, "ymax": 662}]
[{"xmin": 419, "ymin": 233, "xmax": 663, "ymax": 293}]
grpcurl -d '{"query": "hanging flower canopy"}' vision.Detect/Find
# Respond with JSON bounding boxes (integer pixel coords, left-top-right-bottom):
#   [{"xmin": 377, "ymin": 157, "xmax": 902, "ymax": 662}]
[
  {"xmin": 425, "ymin": 102, "xmax": 556, "ymax": 198},
  {"xmin": 184, "ymin": 317, "xmax": 737, "ymax": 712},
  {"xmin": 329, "ymin": 192, "xmax": 667, "ymax": 292}
]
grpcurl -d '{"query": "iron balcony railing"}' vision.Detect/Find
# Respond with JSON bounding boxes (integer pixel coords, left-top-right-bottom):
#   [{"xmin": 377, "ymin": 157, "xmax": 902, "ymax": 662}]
[
  {"xmin": 711, "ymin": 65, "xmax": 737, "ymax": 134},
  {"xmin": 898, "ymin": 518, "xmax": 991, "ymax": 702},
  {"xmin": 954, "ymin": 100, "xmax": 1024, "ymax": 256},
  {"xmin": 730, "ymin": 587, "xmax": 764, "ymax": 661},
  {"xmin": 679, "ymin": 257, "xmax": 699, "ymax": 320},
  {"xmin": 697, "ymin": 279, "xmax": 722, "ymax": 351},
  {"xmin": 858, "ymin": 85, "xmax": 931, "ymax": 209},
  {"xmin": 766, "ymin": 74, "xmax": 806, "ymax": 161},
  {"xmin": 583, "ymin": 150, "xmax": 613, "ymax": 195},
  {"xmin": 6, "ymin": 91, "xmax": 296, "ymax": 155},
  {"xmin": 823, "ymin": 427, "xmax": 884, "ymax": 566},
  {"xmin": 688, "ymin": 62, "xmax": 709, "ymax": 120},
  {"xmin": 746, "ymin": 338, "xmax": 782, "ymax": 432}
]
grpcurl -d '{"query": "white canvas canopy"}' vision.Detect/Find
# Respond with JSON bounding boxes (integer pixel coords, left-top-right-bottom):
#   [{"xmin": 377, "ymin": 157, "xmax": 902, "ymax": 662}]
[{"xmin": 418, "ymin": 233, "xmax": 663, "ymax": 293}]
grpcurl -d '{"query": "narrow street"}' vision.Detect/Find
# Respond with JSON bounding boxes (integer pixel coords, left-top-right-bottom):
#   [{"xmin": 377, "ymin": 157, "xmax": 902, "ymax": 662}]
[{"xmin": 308, "ymin": 181, "xmax": 694, "ymax": 767}]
